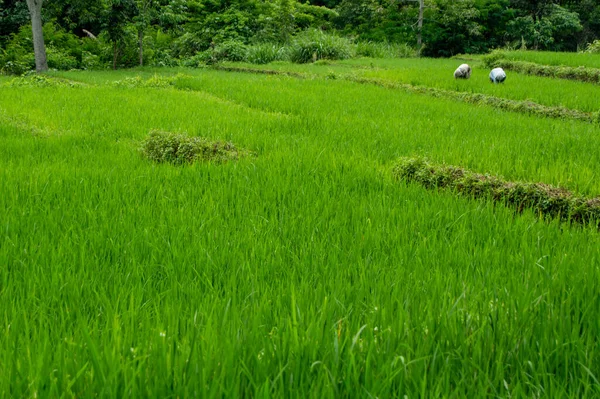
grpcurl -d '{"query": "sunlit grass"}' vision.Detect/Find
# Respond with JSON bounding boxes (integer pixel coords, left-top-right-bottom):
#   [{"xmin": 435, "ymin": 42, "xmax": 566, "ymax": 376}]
[
  {"xmin": 1, "ymin": 64, "xmax": 600, "ymax": 397},
  {"xmin": 495, "ymin": 50, "xmax": 600, "ymax": 69},
  {"xmin": 211, "ymin": 58, "xmax": 600, "ymax": 113}
]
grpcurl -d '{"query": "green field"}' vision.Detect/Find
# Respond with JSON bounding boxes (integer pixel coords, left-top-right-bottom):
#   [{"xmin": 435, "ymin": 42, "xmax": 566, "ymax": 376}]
[
  {"xmin": 1, "ymin": 57, "xmax": 600, "ymax": 397},
  {"xmin": 490, "ymin": 50, "xmax": 600, "ymax": 69}
]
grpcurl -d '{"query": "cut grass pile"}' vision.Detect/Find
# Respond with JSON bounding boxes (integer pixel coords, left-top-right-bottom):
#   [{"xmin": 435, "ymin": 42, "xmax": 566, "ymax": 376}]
[
  {"xmin": 393, "ymin": 157, "xmax": 600, "ymax": 226},
  {"xmin": 140, "ymin": 130, "xmax": 251, "ymax": 164}
]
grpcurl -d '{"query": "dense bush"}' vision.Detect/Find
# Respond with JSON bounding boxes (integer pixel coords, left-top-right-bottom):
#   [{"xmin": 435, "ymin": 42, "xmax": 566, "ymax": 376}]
[
  {"xmin": 0, "ymin": 22, "xmax": 108, "ymax": 74},
  {"xmin": 245, "ymin": 43, "xmax": 288, "ymax": 64},
  {"xmin": 140, "ymin": 130, "xmax": 251, "ymax": 165},
  {"xmin": 393, "ymin": 157, "xmax": 600, "ymax": 226},
  {"xmin": 289, "ymin": 29, "xmax": 352, "ymax": 63},
  {"xmin": 355, "ymin": 41, "xmax": 416, "ymax": 58},
  {"xmin": 3, "ymin": 74, "xmax": 82, "ymax": 87},
  {"xmin": 212, "ymin": 40, "xmax": 248, "ymax": 62},
  {"xmin": 585, "ymin": 40, "xmax": 600, "ymax": 54}
]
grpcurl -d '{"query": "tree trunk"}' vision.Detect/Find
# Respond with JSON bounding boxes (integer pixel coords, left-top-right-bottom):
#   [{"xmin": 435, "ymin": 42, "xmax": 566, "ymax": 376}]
[
  {"xmin": 25, "ymin": 0, "xmax": 48, "ymax": 72},
  {"xmin": 138, "ymin": 29, "xmax": 144, "ymax": 66},
  {"xmin": 417, "ymin": 0, "xmax": 424, "ymax": 52}
]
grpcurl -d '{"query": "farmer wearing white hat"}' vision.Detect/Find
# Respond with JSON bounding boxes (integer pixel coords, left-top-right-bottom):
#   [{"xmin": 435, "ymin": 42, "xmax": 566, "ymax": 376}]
[{"xmin": 489, "ymin": 67, "xmax": 506, "ymax": 83}]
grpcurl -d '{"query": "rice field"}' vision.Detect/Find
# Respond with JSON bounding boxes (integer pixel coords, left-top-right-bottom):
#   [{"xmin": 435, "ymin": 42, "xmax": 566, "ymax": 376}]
[
  {"xmin": 201, "ymin": 59, "xmax": 600, "ymax": 113},
  {"xmin": 489, "ymin": 50, "xmax": 600, "ymax": 69},
  {"xmin": 1, "ymin": 54, "xmax": 600, "ymax": 397}
]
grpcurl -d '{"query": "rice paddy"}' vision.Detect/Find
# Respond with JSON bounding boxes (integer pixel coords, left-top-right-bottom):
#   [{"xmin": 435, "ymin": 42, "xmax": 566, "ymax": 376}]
[{"xmin": 1, "ymin": 54, "xmax": 599, "ymax": 397}]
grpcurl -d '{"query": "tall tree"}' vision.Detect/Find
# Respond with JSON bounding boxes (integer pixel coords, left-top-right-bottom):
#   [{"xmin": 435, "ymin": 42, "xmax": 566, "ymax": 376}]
[
  {"xmin": 416, "ymin": 0, "xmax": 423, "ymax": 49},
  {"xmin": 25, "ymin": 0, "xmax": 48, "ymax": 72},
  {"xmin": 133, "ymin": 0, "xmax": 156, "ymax": 66},
  {"xmin": 105, "ymin": 0, "xmax": 138, "ymax": 69}
]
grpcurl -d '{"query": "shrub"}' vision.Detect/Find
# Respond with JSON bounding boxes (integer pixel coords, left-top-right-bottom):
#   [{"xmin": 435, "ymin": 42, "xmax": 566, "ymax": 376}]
[
  {"xmin": 140, "ymin": 130, "xmax": 251, "ymax": 165},
  {"xmin": 171, "ymin": 32, "xmax": 208, "ymax": 59},
  {"xmin": 3, "ymin": 74, "xmax": 81, "ymax": 87},
  {"xmin": 112, "ymin": 74, "xmax": 188, "ymax": 88},
  {"xmin": 0, "ymin": 60, "xmax": 30, "ymax": 75},
  {"xmin": 393, "ymin": 157, "xmax": 600, "ymax": 226},
  {"xmin": 246, "ymin": 43, "xmax": 289, "ymax": 64},
  {"xmin": 81, "ymin": 51, "xmax": 103, "ymax": 70},
  {"xmin": 354, "ymin": 42, "xmax": 415, "ymax": 59},
  {"xmin": 482, "ymin": 50, "xmax": 508, "ymax": 68},
  {"xmin": 46, "ymin": 46, "xmax": 79, "ymax": 70},
  {"xmin": 584, "ymin": 40, "xmax": 600, "ymax": 54},
  {"xmin": 212, "ymin": 40, "xmax": 248, "ymax": 62},
  {"xmin": 289, "ymin": 29, "xmax": 352, "ymax": 63}
]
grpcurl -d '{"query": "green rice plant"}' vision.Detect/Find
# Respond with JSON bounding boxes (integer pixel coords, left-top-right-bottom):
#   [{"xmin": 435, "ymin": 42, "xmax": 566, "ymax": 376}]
[
  {"xmin": 207, "ymin": 64, "xmax": 596, "ymax": 123},
  {"xmin": 2, "ymin": 67, "xmax": 600, "ymax": 396},
  {"xmin": 393, "ymin": 157, "xmax": 600, "ymax": 226},
  {"xmin": 140, "ymin": 130, "xmax": 251, "ymax": 164},
  {"xmin": 212, "ymin": 57, "xmax": 600, "ymax": 114},
  {"xmin": 289, "ymin": 29, "xmax": 353, "ymax": 63},
  {"xmin": 485, "ymin": 58, "xmax": 600, "ymax": 84},
  {"xmin": 483, "ymin": 49, "xmax": 600, "ymax": 69}
]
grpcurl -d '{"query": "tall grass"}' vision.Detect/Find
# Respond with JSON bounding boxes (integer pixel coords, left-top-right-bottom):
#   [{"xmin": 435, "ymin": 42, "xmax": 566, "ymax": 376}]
[
  {"xmin": 487, "ymin": 50, "xmax": 600, "ymax": 69},
  {"xmin": 1, "ymin": 67, "xmax": 600, "ymax": 396}
]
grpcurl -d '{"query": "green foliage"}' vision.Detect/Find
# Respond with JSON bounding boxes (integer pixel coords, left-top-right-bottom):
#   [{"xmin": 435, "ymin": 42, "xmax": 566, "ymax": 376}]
[
  {"xmin": 140, "ymin": 130, "xmax": 251, "ymax": 164},
  {"xmin": 111, "ymin": 73, "xmax": 186, "ymax": 87},
  {"xmin": 0, "ymin": 22, "xmax": 92, "ymax": 73},
  {"xmin": 393, "ymin": 157, "xmax": 600, "ymax": 226},
  {"xmin": 171, "ymin": 32, "xmax": 207, "ymax": 58},
  {"xmin": 585, "ymin": 40, "xmax": 600, "ymax": 54},
  {"xmin": 3, "ymin": 74, "xmax": 82, "ymax": 87},
  {"xmin": 289, "ymin": 29, "xmax": 352, "ymax": 63},
  {"xmin": 2, "ymin": 64, "xmax": 600, "ymax": 397},
  {"xmin": 245, "ymin": 43, "xmax": 289, "ymax": 64},
  {"xmin": 355, "ymin": 41, "xmax": 416, "ymax": 58},
  {"xmin": 212, "ymin": 40, "xmax": 248, "ymax": 62},
  {"xmin": 506, "ymin": 5, "xmax": 582, "ymax": 51}
]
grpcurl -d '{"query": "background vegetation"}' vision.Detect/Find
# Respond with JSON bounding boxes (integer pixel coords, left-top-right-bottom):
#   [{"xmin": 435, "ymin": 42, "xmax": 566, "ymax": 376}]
[{"xmin": 2, "ymin": 0, "xmax": 600, "ymax": 72}]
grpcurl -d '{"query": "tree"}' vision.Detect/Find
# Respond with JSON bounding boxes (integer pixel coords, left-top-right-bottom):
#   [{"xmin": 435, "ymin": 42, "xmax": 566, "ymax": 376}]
[
  {"xmin": 416, "ymin": 0, "xmax": 423, "ymax": 49},
  {"xmin": 104, "ymin": 0, "xmax": 138, "ymax": 69},
  {"xmin": 0, "ymin": 0, "xmax": 30, "ymax": 43},
  {"xmin": 133, "ymin": 0, "xmax": 155, "ymax": 66},
  {"xmin": 25, "ymin": 0, "xmax": 48, "ymax": 72}
]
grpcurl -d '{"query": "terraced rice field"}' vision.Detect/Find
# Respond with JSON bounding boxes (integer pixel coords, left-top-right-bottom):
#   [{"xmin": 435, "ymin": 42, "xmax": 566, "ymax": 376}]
[{"xmin": 1, "ymin": 55, "xmax": 599, "ymax": 397}]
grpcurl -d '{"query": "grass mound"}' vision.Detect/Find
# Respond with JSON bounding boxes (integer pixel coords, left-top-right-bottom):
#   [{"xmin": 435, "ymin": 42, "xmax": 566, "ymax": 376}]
[
  {"xmin": 140, "ymin": 130, "xmax": 251, "ymax": 165},
  {"xmin": 393, "ymin": 157, "xmax": 600, "ymax": 226}
]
